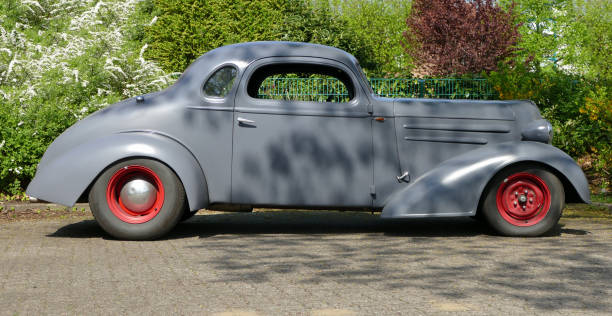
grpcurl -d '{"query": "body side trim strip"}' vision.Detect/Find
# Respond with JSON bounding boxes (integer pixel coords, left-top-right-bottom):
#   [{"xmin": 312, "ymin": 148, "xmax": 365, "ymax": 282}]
[
  {"xmin": 186, "ymin": 105, "xmax": 233, "ymax": 111},
  {"xmin": 396, "ymin": 115, "xmax": 515, "ymax": 121},
  {"xmin": 403, "ymin": 123, "xmax": 510, "ymax": 133},
  {"xmin": 404, "ymin": 136, "xmax": 488, "ymax": 145}
]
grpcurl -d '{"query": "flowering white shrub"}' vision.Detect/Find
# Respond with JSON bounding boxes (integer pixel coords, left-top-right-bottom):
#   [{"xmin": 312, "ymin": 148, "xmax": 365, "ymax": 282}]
[
  {"xmin": 0, "ymin": 0, "xmax": 175, "ymax": 193},
  {"xmin": 1, "ymin": 0, "xmax": 174, "ymax": 107}
]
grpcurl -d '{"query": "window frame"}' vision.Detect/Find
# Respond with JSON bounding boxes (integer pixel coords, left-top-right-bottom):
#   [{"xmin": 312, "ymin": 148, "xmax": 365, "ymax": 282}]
[
  {"xmin": 199, "ymin": 63, "xmax": 240, "ymax": 102},
  {"xmin": 236, "ymin": 57, "xmax": 369, "ymax": 117},
  {"xmin": 247, "ymin": 63, "xmax": 356, "ymax": 104}
]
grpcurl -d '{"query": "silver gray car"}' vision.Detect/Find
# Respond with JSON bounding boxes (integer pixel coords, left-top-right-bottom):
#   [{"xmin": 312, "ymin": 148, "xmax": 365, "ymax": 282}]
[{"xmin": 26, "ymin": 42, "xmax": 590, "ymax": 240}]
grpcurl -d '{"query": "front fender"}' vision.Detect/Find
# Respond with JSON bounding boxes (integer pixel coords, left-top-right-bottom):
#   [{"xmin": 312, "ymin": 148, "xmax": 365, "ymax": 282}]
[
  {"xmin": 26, "ymin": 132, "xmax": 208, "ymax": 210},
  {"xmin": 381, "ymin": 142, "xmax": 589, "ymax": 218}
]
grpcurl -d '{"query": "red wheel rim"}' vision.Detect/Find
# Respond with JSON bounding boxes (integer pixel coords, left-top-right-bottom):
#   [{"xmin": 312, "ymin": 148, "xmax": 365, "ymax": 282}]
[
  {"xmin": 496, "ymin": 172, "xmax": 551, "ymax": 227},
  {"xmin": 106, "ymin": 165, "xmax": 164, "ymax": 224}
]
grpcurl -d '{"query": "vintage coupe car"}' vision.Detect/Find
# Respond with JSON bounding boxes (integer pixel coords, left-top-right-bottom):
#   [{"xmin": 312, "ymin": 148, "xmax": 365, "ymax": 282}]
[{"xmin": 27, "ymin": 42, "xmax": 589, "ymax": 240}]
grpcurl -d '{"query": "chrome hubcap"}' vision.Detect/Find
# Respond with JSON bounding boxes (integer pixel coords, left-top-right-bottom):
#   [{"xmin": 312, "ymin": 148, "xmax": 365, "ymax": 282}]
[{"xmin": 119, "ymin": 179, "xmax": 157, "ymax": 212}]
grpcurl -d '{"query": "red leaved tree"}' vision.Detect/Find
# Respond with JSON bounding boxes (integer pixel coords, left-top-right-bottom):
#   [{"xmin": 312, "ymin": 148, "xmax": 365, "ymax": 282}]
[{"xmin": 403, "ymin": 0, "xmax": 520, "ymax": 77}]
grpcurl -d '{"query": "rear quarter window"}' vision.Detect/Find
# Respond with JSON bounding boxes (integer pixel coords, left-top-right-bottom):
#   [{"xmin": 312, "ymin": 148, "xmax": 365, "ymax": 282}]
[{"xmin": 203, "ymin": 66, "xmax": 237, "ymax": 98}]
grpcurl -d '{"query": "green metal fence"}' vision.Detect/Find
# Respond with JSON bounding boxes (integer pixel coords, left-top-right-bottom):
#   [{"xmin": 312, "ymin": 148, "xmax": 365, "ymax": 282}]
[
  {"xmin": 257, "ymin": 77, "xmax": 351, "ymax": 103},
  {"xmin": 258, "ymin": 77, "xmax": 497, "ymax": 101},
  {"xmin": 369, "ymin": 78, "xmax": 496, "ymax": 99}
]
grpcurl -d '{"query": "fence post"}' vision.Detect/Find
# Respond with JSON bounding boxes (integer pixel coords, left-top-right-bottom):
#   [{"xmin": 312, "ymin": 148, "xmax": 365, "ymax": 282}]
[{"xmin": 418, "ymin": 79, "xmax": 424, "ymax": 98}]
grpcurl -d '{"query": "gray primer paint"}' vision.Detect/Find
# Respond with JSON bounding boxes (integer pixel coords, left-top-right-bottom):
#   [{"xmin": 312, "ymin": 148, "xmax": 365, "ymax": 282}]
[
  {"xmin": 26, "ymin": 41, "xmax": 589, "ymax": 216},
  {"xmin": 381, "ymin": 141, "xmax": 590, "ymax": 218}
]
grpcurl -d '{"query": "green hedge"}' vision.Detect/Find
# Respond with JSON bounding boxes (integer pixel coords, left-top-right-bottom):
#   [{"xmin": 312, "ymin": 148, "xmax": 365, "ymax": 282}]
[{"xmin": 144, "ymin": 0, "xmax": 368, "ymax": 73}]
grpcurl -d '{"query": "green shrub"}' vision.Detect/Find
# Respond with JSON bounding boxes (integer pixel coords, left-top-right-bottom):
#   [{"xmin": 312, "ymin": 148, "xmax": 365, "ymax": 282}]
[
  {"xmin": 487, "ymin": 64, "xmax": 611, "ymax": 190},
  {"xmin": 491, "ymin": 0, "xmax": 611, "ymax": 190},
  {"xmin": 327, "ymin": 0, "xmax": 413, "ymax": 77},
  {"xmin": 144, "ymin": 0, "xmax": 413, "ymax": 76},
  {"xmin": 144, "ymin": 0, "xmax": 359, "ymax": 73}
]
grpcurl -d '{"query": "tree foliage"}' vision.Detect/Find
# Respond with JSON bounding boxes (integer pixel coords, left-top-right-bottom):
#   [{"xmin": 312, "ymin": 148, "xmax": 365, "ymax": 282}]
[
  {"xmin": 500, "ymin": 0, "xmax": 610, "ymax": 82},
  {"xmin": 404, "ymin": 0, "xmax": 520, "ymax": 76},
  {"xmin": 498, "ymin": 0, "xmax": 565, "ymax": 70},
  {"xmin": 561, "ymin": 0, "xmax": 611, "ymax": 83},
  {"xmin": 489, "ymin": 0, "xmax": 611, "ymax": 188},
  {"xmin": 328, "ymin": 0, "xmax": 413, "ymax": 77},
  {"xmin": 144, "ymin": 0, "xmax": 364, "ymax": 73}
]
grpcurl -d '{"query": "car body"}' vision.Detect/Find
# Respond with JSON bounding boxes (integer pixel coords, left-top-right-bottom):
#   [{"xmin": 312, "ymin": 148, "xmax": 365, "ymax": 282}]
[{"xmin": 26, "ymin": 41, "xmax": 590, "ymax": 239}]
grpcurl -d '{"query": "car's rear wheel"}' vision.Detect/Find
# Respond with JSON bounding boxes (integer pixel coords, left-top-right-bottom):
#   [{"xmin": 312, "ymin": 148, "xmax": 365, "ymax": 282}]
[
  {"xmin": 481, "ymin": 165, "xmax": 564, "ymax": 237},
  {"xmin": 89, "ymin": 158, "xmax": 185, "ymax": 240}
]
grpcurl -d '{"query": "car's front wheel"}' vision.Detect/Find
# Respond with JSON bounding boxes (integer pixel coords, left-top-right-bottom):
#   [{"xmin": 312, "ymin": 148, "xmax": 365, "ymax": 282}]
[
  {"xmin": 89, "ymin": 158, "xmax": 185, "ymax": 240},
  {"xmin": 481, "ymin": 165, "xmax": 564, "ymax": 237}
]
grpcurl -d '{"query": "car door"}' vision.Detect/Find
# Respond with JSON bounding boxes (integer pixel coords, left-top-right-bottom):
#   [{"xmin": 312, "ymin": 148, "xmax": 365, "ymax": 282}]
[{"xmin": 231, "ymin": 57, "xmax": 373, "ymax": 207}]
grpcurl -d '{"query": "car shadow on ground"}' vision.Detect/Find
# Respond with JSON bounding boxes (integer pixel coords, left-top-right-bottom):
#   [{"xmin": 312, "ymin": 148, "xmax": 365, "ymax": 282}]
[
  {"xmin": 44, "ymin": 212, "xmax": 608, "ymax": 313},
  {"xmin": 46, "ymin": 210, "xmax": 584, "ymax": 240}
]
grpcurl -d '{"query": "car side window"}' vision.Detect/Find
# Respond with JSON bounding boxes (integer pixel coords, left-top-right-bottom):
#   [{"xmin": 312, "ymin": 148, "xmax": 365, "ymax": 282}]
[
  {"xmin": 203, "ymin": 66, "xmax": 237, "ymax": 98},
  {"xmin": 247, "ymin": 63, "xmax": 355, "ymax": 103}
]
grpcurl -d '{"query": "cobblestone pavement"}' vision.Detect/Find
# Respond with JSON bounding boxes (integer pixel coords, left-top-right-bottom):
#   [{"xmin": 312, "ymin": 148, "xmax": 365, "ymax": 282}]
[{"xmin": 1, "ymin": 210, "xmax": 611, "ymax": 315}]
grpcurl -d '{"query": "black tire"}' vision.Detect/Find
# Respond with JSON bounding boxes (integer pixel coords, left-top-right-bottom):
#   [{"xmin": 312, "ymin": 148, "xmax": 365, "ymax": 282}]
[
  {"xmin": 89, "ymin": 158, "xmax": 186, "ymax": 240},
  {"xmin": 180, "ymin": 208, "xmax": 198, "ymax": 222},
  {"xmin": 470, "ymin": 210, "xmax": 486, "ymax": 222},
  {"xmin": 481, "ymin": 165, "xmax": 564, "ymax": 237}
]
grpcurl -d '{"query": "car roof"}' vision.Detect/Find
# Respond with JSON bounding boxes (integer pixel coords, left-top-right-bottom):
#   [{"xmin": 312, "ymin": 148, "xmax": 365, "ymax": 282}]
[
  {"xmin": 175, "ymin": 41, "xmax": 368, "ymax": 96},
  {"xmin": 202, "ymin": 41, "xmax": 360, "ymax": 67}
]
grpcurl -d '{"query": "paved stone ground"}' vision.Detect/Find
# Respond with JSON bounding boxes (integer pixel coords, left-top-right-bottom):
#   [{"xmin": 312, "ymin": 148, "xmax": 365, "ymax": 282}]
[{"xmin": 1, "ymin": 210, "xmax": 611, "ymax": 315}]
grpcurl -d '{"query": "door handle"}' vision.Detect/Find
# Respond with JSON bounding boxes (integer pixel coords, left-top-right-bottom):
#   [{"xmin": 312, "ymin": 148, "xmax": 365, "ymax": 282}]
[
  {"xmin": 397, "ymin": 171, "xmax": 410, "ymax": 183},
  {"xmin": 237, "ymin": 117, "xmax": 255, "ymax": 125}
]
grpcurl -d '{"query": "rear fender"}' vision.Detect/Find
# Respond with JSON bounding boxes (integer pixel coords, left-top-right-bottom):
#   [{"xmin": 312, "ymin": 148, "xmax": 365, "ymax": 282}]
[
  {"xmin": 26, "ymin": 132, "xmax": 208, "ymax": 210},
  {"xmin": 381, "ymin": 142, "xmax": 589, "ymax": 218}
]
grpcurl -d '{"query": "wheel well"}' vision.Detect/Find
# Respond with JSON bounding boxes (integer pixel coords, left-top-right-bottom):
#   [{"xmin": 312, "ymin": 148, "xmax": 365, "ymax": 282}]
[
  {"xmin": 475, "ymin": 161, "xmax": 581, "ymax": 216},
  {"xmin": 76, "ymin": 156, "xmax": 193, "ymax": 209}
]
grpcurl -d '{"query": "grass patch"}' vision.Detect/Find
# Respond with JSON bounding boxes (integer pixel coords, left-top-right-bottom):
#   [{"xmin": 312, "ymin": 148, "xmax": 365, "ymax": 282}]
[
  {"xmin": 563, "ymin": 203, "xmax": 612, "ymax": 220},
  {"xmin": 592, "ymin": 193, "xmax": 612, "ymax": 204},
  {"xmin": 0, "ymin": 204, "xmax": 92, "ymax": 222},
  {"xmin": 0, "ymin": 193, "xmax": 28, "ymax": 202}
]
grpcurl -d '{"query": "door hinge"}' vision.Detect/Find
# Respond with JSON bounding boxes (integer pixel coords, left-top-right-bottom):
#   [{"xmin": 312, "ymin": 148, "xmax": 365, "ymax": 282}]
[
  {"xmin": 367, "ymin": 103, "xmax": 373, "ymax": 114},
  {"xmin": 370, "ymin": 184, "xmax": 376, "ymax": 196}
]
